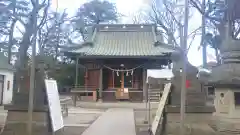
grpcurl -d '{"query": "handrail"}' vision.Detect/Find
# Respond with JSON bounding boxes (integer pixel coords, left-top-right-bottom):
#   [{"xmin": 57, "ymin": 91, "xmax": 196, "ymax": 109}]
[{"xmin": 150, "ymin": 83, "xmax": 172, "ymax": 135}]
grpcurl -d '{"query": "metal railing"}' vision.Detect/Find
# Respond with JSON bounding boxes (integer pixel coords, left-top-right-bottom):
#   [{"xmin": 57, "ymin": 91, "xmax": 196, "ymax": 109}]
[{"xmin": 150, "ymin": 83, "xmax": 172, "ymax": 135}]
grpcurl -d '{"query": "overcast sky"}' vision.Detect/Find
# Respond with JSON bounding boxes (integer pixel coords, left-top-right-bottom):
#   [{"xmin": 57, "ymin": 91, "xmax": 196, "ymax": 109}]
[{"xmin": 52, "ymin": 0, "xmax": 216, "ymax": 66}]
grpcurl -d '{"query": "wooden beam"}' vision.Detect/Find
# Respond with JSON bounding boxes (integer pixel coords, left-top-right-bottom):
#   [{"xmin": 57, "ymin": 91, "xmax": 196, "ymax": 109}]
[
  {"xmin": 151, "ymin": 83, "xmax": 171, "ymax": 135},
  {"xmin": 142, "ymin": 68, "xmax": 147, "ymax": 102}
]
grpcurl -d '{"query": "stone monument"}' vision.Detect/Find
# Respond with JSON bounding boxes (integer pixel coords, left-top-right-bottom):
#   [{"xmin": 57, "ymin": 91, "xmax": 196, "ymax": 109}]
[
  {"xmin": 168, "ymin": 51, "xmax": 214, "ymax": 112},
  {"xmin": 1, "ymin": 56, "xmax": 56, "ymax": 135},
  {"xmin": 199, "ymin": 25, "xmax": 240, "ymax": 134}
]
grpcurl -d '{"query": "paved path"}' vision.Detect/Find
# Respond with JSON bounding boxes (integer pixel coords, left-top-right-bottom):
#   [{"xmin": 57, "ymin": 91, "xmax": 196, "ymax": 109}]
[{"xmin": 81, "ymin": 108, "xmax": 136, "ymax": 135}]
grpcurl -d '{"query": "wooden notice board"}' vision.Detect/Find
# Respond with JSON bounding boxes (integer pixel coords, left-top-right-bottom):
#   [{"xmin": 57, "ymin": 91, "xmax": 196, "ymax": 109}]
[{"xmin": 45, "ymin": 79, "xmax": 64, "ymax": 132}]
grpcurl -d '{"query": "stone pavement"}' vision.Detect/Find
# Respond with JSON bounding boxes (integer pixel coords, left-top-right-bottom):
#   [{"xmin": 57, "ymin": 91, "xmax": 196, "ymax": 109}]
[
  {"xmin": 64, "ymin": 107, "xmax": 105, "ymax": 127},
  {"xmin": 0, "ymin": 106, "xmax": 7, "ymax": 128},
  {"xmin": 0, "ymin": 106, "xmax": 105, "ymax": 135},
  {"xmin": 81, "ymin": 108, "xmax": 136, "ymax": 135}
]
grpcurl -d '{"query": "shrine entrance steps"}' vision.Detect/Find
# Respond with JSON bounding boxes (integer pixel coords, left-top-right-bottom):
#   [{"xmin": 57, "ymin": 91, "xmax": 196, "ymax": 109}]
[{"xmin": 81, "ymin": 108, "xmax": 136, "ymax": 135}]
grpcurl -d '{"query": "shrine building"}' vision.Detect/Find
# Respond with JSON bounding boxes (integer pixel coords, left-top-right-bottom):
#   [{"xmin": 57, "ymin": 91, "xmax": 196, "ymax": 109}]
[{"xmin": 65, "ymin": 24, "xmax": 176, "ymax": 102}]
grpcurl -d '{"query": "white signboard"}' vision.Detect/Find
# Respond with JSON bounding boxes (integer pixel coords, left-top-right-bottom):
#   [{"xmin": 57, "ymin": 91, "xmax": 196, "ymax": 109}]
[{"xmin": 45, "ymin": 79, "xmax": 64, "ymax": 131}]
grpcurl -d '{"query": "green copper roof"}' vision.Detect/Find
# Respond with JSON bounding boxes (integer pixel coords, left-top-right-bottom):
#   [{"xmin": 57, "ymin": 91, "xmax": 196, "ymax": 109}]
[
  {"xmin": 69, "ymin": 24, "xmax": 176, "ymax": 57},
  {"xmin": 0, "ymin": 52, "xmax": 15, "ymax": 71}
]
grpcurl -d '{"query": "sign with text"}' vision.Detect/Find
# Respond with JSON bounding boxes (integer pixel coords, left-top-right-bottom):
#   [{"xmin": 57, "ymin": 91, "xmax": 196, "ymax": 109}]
[{"xmin": 45, "ymin": 79, "xmax": 64, "ymax": 131}]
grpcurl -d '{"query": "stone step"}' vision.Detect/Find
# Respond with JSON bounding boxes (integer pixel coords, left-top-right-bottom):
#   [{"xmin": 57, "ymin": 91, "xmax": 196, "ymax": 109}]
[
  {"xmin": 149, "ymin": 97, "xmax": 160, "ymax": 100},
  {"xmin": 149, "ymin": 91, "xmax": 161, "ymax": 94},
  {"xmin": 149, "ymin": 92, "xmax": 161, "ymax": 96},
  {"xmin": 150, "ymin": 96, "xmax": 160, "ymax": 98}
]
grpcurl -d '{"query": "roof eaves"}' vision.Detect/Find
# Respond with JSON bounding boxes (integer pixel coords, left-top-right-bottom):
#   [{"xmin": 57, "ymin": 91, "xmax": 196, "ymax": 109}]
[
  {"xmin": 0, "ymin": 68, "xmax": 16, "ymax": 72},
  {"xmin": 0, "ymin": 64, "xmax": 15, "ymax": 72},
  {"xmin": 154, "ymin": 41, "xmax": 180, "ymax": 51},
  {"xmin": 68, "ymin": 55, "xmax": 170, "ymax": 59}
]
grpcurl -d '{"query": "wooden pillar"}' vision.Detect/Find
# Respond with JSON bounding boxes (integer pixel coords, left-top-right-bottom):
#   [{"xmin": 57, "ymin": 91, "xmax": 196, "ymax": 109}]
[
  {"xmin": 75, "ymin": 57, "xmax": 79, "ymax": 87},
  {"xmin": 112, "ymin": 71, "xmax": 115, "ymax": 88},
  {"xmin": 142, "ymin": 68, "xmax": 147, "ymax": 102},
  {"xmin": 99, "ymin": 67, "xmax": 103, "ymax": 101},
  {"xmin": 74, "ymin": 57, "xmax": 79, "ymax": 107},
  {"xmin": 84, "ymin": 69, "xmax": 88, "ymax": 89},
  {"xmin": 121, "ymin": 71, "xmax": 124, "ymax": 89}
]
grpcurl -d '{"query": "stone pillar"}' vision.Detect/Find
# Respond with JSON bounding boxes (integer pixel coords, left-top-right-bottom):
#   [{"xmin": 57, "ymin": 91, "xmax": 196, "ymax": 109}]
[
  {"xmin": 171, "ymin": 52, "xmax": 207, "ymax": 106},
  {"xmin": 169, "ymin": 51, "xmax": 215, "ymax": 113},
  {"xmin": 142, "ymin": 68, "xmax": 147, "ymax": 102},
  {"xmin": 1, "ymin": 58, "xmax": 52, "ymax": 135},
  {"xmin": 98, "ymin": 68, "xmax": 103, "ymax": 101}
]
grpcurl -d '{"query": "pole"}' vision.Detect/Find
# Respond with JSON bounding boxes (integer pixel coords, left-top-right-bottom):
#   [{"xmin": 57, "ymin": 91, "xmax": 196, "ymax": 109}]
[
  {"xmin": 27, "ymin": 0, "xmax": 38, "ymax": 134},
  {"xmin": 180, "ymin": 0, "xmax": 189, "ymax": 134},
  {"xmin": 201, "ymin": 0, "xmax": 207, "ymax": 67}
]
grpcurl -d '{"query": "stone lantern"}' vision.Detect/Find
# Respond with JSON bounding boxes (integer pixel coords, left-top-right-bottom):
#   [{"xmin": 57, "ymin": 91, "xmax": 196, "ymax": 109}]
[{"xmin": 199, "ymin": 25, "xmax": 240, "ymax": 134}]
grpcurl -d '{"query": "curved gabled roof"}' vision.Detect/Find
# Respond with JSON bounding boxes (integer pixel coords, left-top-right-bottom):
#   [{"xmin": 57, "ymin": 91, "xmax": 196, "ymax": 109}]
[{"xmin": 68, "ymin": 24, "xmax": 177, "ymax": 58}]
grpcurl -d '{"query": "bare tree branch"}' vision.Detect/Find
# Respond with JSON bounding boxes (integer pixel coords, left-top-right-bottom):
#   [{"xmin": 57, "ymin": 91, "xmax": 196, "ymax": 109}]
[
  {"xmin": 163, "ymin": 0, "xmax": 182, "ymax": 26},
  {"xmin": 37, "ymin": 0, "xmax": 50, "ymax": 30},
  {"xmin": 16, "ymin": 25, "xmax": 24, "ymax": 35},
  {"xmin": 12, "ymin": 14, "xmax": 26, "ymax": 26},
  {"xmin": 187, "ymin": 32, "xmax": 197, "ymax": 53}
]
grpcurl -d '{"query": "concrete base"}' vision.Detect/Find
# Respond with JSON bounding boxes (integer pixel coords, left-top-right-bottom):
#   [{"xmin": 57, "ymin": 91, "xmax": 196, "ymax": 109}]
[
  {"xmin": 209, "ymin": 113, "xmax": 240, "ymax": 135},
  {"xmin": 171, "ymin": 92, "xmax": 207, "ymax": 106},
  {"xmin": 1, "ymin": 110, "xmax": 54, "ymax": 135}
]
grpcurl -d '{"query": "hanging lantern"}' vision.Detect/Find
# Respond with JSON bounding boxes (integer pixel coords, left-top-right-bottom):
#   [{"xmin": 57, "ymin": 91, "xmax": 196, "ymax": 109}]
[
  {"xmin": 131, "ymin": 70, "xmax": 134, "ymax": 75},
  {"xmin": 116, "ymin": 70, "xmax": 119, "ymax": 76},
  {"xmin": 126, "ymin": 71, "xmax": 129, "ymax": 76}
]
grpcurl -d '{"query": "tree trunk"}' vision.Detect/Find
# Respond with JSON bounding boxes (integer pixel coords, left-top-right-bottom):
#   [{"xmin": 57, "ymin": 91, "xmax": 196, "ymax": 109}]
[
  {"xmin": 215, "ymin": 48, "xmax": 220, "ymax": 64},
  {"xmin": 8, "ymin": 20, "xmax": 17, "ymax": 64},
  {"xmin": 7, "ymin": 0, "xmax": 17, "ymax": 64}
]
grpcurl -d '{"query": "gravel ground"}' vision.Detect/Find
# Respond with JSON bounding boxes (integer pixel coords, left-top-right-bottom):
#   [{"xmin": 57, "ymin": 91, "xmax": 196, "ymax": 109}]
[{"xmin": 134, "ymin": 109, "xmax": 217, "ymax": 135}]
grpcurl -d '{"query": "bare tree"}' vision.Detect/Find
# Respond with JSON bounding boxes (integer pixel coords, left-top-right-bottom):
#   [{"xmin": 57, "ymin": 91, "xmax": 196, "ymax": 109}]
[
  {"xmin": 130, "ymin": 12, "xmax": 149, "ymax": 24},
  {"xmin": 145, "ymin": 0, "xmax": 201, "ymax": 51},
  {"xmin": 38, "ymin": 11, "xmax": 70, "ymax": 59},
  {"xmin": 190, "ymin": 0, "xmax": 240, "ymax": 64},
  {"xmin": 190, "ymin": 0, "xmax": 240, "ymax": 40},
  {"xmin": 0, "ymin": 0, "xmax": 51, "ymax": 92}
]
